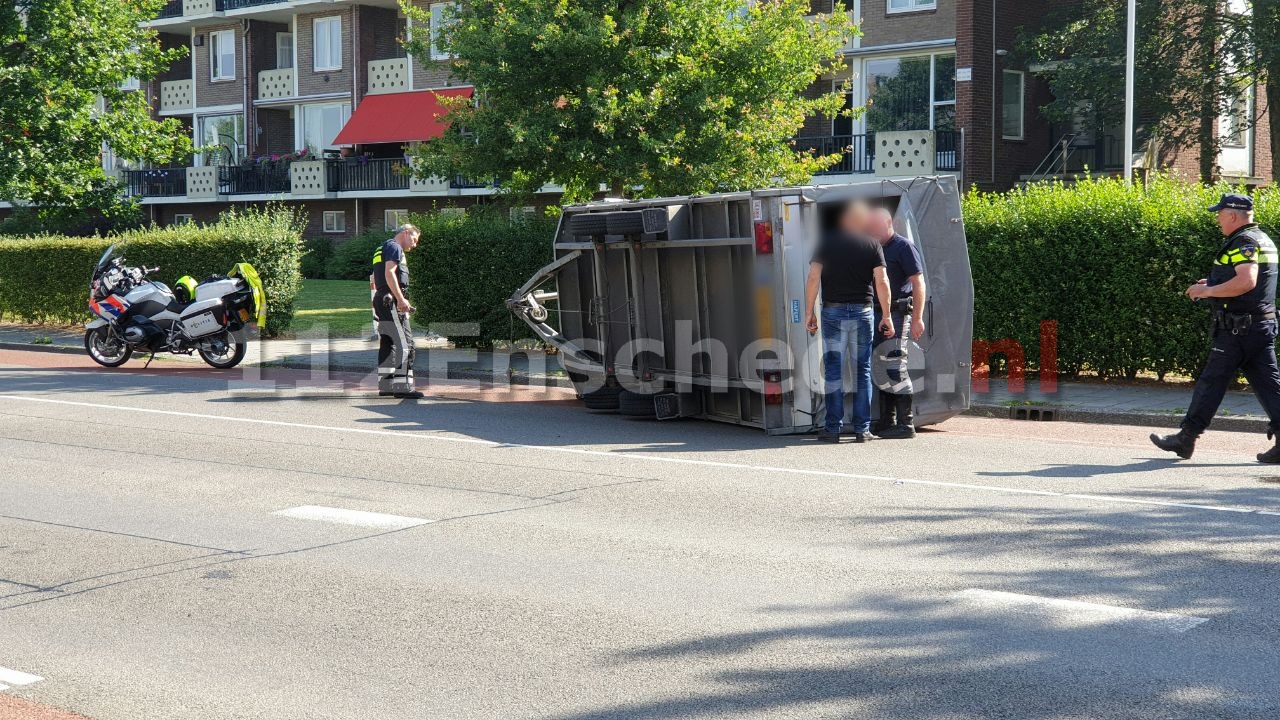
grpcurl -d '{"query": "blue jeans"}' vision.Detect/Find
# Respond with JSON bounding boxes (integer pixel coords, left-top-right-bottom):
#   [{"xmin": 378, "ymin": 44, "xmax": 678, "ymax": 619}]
[{"xmin": 822, "ymin": 303, "xmax": 873, "ymax": 434}]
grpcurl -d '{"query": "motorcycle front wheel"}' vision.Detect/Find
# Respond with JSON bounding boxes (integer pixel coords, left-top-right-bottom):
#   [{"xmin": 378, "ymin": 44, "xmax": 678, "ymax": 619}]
[
  {"xmin": 198, "ymin": 331, "xmax": 247, "ymax": 369},
  {"xmin": 84, "ymin": 326, "xmax": 132, "ymax": 368}
]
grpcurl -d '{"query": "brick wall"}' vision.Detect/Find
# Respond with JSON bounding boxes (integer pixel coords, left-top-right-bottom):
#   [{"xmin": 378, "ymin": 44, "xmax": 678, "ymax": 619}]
[
  {"xmin": 257, "ymin": 108, "xmax": 295, "ymax": 156},
  {"xmin": 358, "ymin": 5, "xmax": 406, "ymax": 104},
  {"xmin": 956, "ymin": 0, "xmax": 1059, "ymax": 190},
  {"xmin": 1255, "ymin": 84, "xmax": 1274, "ymax": 184},
  {"xmin": 153, "ymin": 203, "xmax": 227, "ymax": 227},
  {"xmin": 408, "ymin": 0, "xmax": 460, "ymax": 90},
  {"xmin": 297, "ymin": 7, "xmax": 355, "ymax": 99},
  {"xmin": 799, "ymin": 80, "xmax": 835, "ymax": 137},
  {"xmin": 860, "ymin": 0, "xmax": 954, "ymax": 48},
  {"xmin": 193, "ymin": 23, "xmax": 243, "ymax": 108}
]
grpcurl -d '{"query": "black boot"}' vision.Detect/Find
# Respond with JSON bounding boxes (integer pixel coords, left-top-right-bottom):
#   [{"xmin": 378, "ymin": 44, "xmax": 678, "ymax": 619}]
[
  {"xmin": 1150, "ymin": 429, "xmax": 1197, "ymax": 459},
  {"xmin": 878, "ymin": 395, "xmax": 917, "ymax": 439},
  {"xmin": 1258, "ymin": 429, "xmax": 1280, "ymax": 464},
  {"xmin": 872, "ymin": 392, "xmax": 896, "ymax": 435}
]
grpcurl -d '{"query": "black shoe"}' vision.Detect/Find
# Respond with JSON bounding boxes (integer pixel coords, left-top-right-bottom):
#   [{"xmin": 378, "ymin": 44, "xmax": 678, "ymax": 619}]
[
  {"xmin": 1258, "ymin": 431, "xmax": 1280, "ymax": 463},
  {"xmin": 877, "ymin": 424, "xmax": 916, "ymax": 439},
  {"xmin": 817, "ymin": 431, "xmax": 841, "ymax": 443},
  {"xmin": 1150, "ymin": 430, "xmax": 1197, "ymax": 459},
  {"xmin": 394, "ymin": 390, "xmax": 426, "ymax": 400},
  {"xmin": 378, "ymin": 390, "xmax": 396, "ymax": 397},
  {"xmin": 853, "ymin": 432, "xmax": 869, "ymax": 443},
  {"xmin": 870, "ymin": 419, "xmax": 893, "ymax": 435}
]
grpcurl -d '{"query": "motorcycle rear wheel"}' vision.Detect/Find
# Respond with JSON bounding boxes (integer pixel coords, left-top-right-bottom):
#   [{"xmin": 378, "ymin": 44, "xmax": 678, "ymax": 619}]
[
  {"xmin": 198, "ymin": 331, "xmax": 247, "ymax": 369},
  {"xmin": 84, "ymin": 326, "xmax": 133, "ymax": 368}
]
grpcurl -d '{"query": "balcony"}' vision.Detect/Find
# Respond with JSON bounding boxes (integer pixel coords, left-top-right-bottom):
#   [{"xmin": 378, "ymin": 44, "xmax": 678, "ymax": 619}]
[
  {"xmin": 123, "ymin": 168, "xmax": 187, "ymax": 198},
  {"xmin": 159, "ymin": 80, "xmax": 194, "ymax": 113},
  {"xmin": 796, "ymin": 130, "xmax": 961, "ymax": 176},
  {"xmin": 220, "ymin": 0, "xmax": 287, "ymax": 10},
  {"xmin": 257, "ymin": 68, "xmax": 295, "ymax": 101},
  {"xmin": 329, "ymin": 158, "xmax": 411, "ymax": 192},
  {"xmin": 367, "ymin": 59, "xmax": 409, "ymax": 96}
]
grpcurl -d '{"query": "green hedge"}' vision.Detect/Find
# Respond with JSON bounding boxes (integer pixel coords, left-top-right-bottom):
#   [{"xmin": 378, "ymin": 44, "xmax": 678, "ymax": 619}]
[
  {"xmin": 405, "ymin": 210, "xmax": 556, "ymax": 348},
  {"xmin": 300, "ymin": 237, "xmax": 334, "ymax": 279},
  {"xmin": 327, "ymin": 229, "xmax": 390, "ymax": 280},
  {"xmin": 0, "ymin": 205, "xmax": 305, "ymax": 337},
  {"xmin": 965, "ymin": 176, "xmax": 1279, "ymax": 379}
]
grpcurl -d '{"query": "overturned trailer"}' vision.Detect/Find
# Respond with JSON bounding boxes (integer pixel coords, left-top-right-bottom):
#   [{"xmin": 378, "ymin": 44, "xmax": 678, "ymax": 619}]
[{"xmin": 509, "ymin": 176, "xmax": 973, "ymax": 434}]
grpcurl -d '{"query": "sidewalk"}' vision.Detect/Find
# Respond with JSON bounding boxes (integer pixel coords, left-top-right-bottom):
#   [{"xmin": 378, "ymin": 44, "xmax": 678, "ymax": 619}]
[{"xmin": 1, "ymin": 323, "xmax": 1268, "ymax": 431}]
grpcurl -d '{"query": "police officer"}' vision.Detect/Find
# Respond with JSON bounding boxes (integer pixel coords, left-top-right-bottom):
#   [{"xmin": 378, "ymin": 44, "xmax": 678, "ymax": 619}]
[
  {"xmin": 866, "ymin": 208, "xmax": 926, "ymax": 439},
  {"xmin": 1152, "ymin": 193, "xmax": 1280, "ymax": 462},
  {"xmin": 373, "ymin": 223, "xmax": 424, "ymax": 399}
]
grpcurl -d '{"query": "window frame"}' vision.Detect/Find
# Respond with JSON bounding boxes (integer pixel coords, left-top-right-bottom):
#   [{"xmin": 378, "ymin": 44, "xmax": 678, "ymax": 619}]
[
  {"xmin": 197, "ymin": 112, "xmax": 245, "ymax": 166},
  {"xmin": 430, "ymin": 3, "xmax": 457, "ymax": 61},
  {"xmin": 1222, "ymin": 89, "xmax": 1251, "ymax": 149},
  {"xmin": 277, "ymin": 32, "xmax": 294, "ymax": 70},
  {"xmin": 859, "ymin": 51, "xmax": 956, "ymax": 133},
  {"xmin": 886, "ymin": 0, "xmax": 936, "ymax": 15},
  {"xmin": 173, "ymin": 214, "xmax": 194, "ymax": 226},
  {"xmin": 384, "ymin": 209, "xmax": 409, "ymax": 231},
  {"xmin": 313, "ymin": 16, "xmax": 343, "ymax": 72},
  {"xmin": 1002, "ymin": 70, "xmax": 1025, "ymax": 140},
  {"xmin": 323, "ymin": 211, "xmax": 347, "ymax": 234},
  {"xmin": 299, "ymin": 102, "xmax": 352, "ymax": 151},
  {"xmin": 210, "ymin": 29, "xmax": 236, "ymax": 82}
]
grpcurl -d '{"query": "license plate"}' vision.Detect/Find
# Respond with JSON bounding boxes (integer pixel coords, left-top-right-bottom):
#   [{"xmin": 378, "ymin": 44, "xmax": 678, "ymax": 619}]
[{"xmin": 186, "ymin": 311, "xmax": 222, "ymax": 337}]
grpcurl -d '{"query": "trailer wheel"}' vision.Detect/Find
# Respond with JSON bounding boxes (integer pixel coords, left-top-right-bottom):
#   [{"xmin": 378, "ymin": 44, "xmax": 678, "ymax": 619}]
[
  {"xmin": 582, "ymin": 385, "xmax": 622, "ymax": 411},
  {"xmin": 618, "ymin": 390, "xmax": 658, "ymax": 418},
  {"xmin": 568, "ymin": 213, "xmax": 609, "ymax": 239}
]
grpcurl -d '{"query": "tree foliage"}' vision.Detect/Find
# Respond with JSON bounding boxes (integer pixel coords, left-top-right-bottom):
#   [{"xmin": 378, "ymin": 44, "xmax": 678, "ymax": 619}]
[
  {"xmin": 0, "ymin": 0, "xmax": 193, "ymax": 225},
  {"xmin": 1022, "ymin": 0, "xmax": 1255, "ymax": 182},
  {"xmin": 402, "ymin": 0, "xmax": 856, "ymax": 201}
]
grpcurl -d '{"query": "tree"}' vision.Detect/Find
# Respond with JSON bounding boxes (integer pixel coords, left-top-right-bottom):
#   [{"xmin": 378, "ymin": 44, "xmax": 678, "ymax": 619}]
[
  {"xmin": 1254, "ymin": 0, "xmax": 1280, "ymax": 181},
  {"xmin": 401, "ymin": 0, "xmax": 856, "ymax": 201},
  {"xmin": 0, "ymin": 0, "xmax": 192, "ymax": 230},
  {"xmin": 1023, "ymin": 0, "xmax": 1255, "ymax": 183}
]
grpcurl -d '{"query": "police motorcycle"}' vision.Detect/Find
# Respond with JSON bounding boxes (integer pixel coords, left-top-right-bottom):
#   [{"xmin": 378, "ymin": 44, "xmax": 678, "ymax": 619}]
[{"xmin": 85, "ymin": 244, "xmax": 266, "ymax": 369}]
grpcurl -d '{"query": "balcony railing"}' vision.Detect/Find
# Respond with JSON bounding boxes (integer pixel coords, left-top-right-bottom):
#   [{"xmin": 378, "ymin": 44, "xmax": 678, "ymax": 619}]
[
  {"xmin": 797, "ymin": 130, "xmax": 962, "ymax": 176},
  {"xmin": 218, "ymin": 0, "xmax": 287, "ymax": 10},
  {"xmin": 220, "ymin": 164, "xmax": 291, "ymax": 195},
  {"xmin": 123, "ymin": 168, "xmax": 187, "ymax": 197},
  {"xmin": 329, "ymin": 158, "xmax": 411, "ymax": 192},
  {"xmin": 157, "ymin": 0, "xmax": 183, "ymax": 18}
]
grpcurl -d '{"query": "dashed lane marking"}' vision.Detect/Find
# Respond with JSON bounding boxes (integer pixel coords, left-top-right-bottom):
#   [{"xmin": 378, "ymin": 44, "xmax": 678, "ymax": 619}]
[
  {"xmin": 954, "ymin": 589, "xmax": 1210, "ymax": 634},
  {"xmin": 272, "ymin": 505, "xmax": 433, "ymax": 530},
  {"xmin": 0, "ymin": 667, "xmax": 43, "ymax": 688}
]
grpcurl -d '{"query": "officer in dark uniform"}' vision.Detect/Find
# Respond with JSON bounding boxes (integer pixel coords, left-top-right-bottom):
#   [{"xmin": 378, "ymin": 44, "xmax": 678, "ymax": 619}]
[
  {"xmin": 867, "ymin": 208, "xmax": 927, "ymax": 439},
  {"xmin": 1152, "ymin": 193, "xmax": 1280, "ymax": 462},
  {"xmin": 372, "ymin": 223, "xmax": 424, "ymax": 399}
]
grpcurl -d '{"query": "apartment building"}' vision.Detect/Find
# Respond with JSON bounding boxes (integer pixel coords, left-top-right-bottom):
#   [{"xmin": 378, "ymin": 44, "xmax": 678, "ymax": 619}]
[{"xmin": 119, "ymin": 0, "xmax": 1271, "ymax": 239}]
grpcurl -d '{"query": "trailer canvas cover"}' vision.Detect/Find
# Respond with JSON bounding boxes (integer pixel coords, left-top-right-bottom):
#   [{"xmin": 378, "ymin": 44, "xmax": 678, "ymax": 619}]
[{"xmin": 510, "ymin": 176, "xmax": 973, "ymax": 434}]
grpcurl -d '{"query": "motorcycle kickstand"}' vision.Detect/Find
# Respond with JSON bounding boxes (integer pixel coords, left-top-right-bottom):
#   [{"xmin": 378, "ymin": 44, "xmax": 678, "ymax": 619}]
[{"xmin": 144, "ymin": 351, "xmax": 156, "ymax": 369}]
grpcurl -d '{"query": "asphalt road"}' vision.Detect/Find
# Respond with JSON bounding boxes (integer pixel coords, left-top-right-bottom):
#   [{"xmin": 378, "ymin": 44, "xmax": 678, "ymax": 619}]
[{"xmin": 2, "ymin": 348, "xmax": 1279, "ymax": 720}]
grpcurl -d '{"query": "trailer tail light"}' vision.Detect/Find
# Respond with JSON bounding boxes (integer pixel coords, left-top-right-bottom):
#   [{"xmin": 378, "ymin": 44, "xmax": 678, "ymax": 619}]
[
  {"xmin": 764, "ymin": 370, "xmax": 783, "ymax": 405},
  {"xmin": 754, "ymin": 222, "xmax": 773, "ymax": 254}
]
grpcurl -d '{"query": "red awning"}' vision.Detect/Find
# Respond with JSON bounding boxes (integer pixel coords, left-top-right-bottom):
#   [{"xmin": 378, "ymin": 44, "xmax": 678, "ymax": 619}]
[{"xmin": 333, "ymin": 88, "xmax": 473, "ymax": 146}]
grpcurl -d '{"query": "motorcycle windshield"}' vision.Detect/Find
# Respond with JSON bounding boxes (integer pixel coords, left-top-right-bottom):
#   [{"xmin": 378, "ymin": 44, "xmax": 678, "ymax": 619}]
[{"xmin": 95, "ymin": 244, "xmax": 116, "ymax": 273}]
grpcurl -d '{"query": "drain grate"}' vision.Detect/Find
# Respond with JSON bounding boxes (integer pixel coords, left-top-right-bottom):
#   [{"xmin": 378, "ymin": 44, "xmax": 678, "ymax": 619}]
[{"xmin": 1009, "ymin": 406, "xmax": 1057, "ymax": 421}]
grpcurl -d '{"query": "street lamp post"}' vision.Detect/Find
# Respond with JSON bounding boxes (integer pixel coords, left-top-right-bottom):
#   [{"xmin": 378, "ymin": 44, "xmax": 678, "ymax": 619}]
[{"xmin": 1124, "ymin": 0, "xmax": 1136, "ymax": 181}]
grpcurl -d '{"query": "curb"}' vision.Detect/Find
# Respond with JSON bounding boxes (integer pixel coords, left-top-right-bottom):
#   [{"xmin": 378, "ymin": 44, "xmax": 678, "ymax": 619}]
[
  {"xmin": 0, "ymin": 341, "xmax": 84, "ymax": 356},
  {"xmin": 965, "ymin": 403, "xmax": 1269, "ymax": 434}
]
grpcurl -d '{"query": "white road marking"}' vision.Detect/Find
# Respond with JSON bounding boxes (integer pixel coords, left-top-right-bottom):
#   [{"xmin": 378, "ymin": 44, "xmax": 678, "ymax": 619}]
[
  {"xmin": 0, "ymin": 667, "xmax": 44, "ymax": 687},
  {"xmin": 272, "ymin": 505, "xmax": 433, "ymax": 530},
  {"xmin": 2, "ymin": 394, "xmax": 1278, "ymax": 519},
  {"xmin": 954, "ymin": 589, "xmax": 1209, "ymax": 634}
]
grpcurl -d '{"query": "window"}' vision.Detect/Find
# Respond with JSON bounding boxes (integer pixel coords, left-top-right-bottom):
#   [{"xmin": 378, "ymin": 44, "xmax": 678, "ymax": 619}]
[
  {"xmin": 510, "ymin": 206, "xmax": 537, "ymax": 221},
  {"xmin": 323, "ymin": 211, "xmax": 347, "ymax": 233},
  {"xmin": 1002, "ymin": 70, "xmax": 1024, "ymax": 140},
  {"xmin": 313, "ymin": 17, "xmax": 342, "ymax": 71},
  {"xmin": 864, "ymin": 53, "xmax": 955, "ymax": 132},
  {"xmin": 439, "ymin": 207, "xmax": 466, "ymax": 219},
  {"xmin": 430, "ymin": 3, "xmax": 457, "ymax": 61},
  {"xmin": 887, "ymin": 0, "xmax": 936, "ymax": 13},
  {"xmin": 210, "ymin": 30, "xmax": 235, "ymax": 81},
  {"xmin": 198, "ymin": 113, "xmax": 244, "ymax": 166},
  {"xmin": 173, "ymin": 214, "xmax": 194, "ymax": 226},
  {"xmin": 119, "ymin": 77, "xmax": 140, "ymax": 91},
  {"xmin": 384, "ymin": 209, "xmax": 408, "ymax": 231},
  {"xmin": 1223, "ymin": 90, "xmax": 1250, "ymax": 148},
  {"xmin": 277, "ymin": 33, "xmax": 294, "ymax": 70},
  {"xmin": 300, "ymin": 103, "xmax": 352, "ymax": 151}
]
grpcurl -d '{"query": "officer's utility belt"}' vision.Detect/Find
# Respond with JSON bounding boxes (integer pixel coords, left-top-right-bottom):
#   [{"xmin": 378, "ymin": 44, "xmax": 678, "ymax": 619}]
[
  {"xmin": 1214, "ymin": 310, "xmax": 1277, "ymax": 334},
  {"xmin": 891, "ymin": 297, "xmax": 914, "ymax": 314}
]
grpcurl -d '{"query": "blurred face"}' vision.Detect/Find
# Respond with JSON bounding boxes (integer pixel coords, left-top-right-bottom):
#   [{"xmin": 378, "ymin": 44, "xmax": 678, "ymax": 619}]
[
  {"xmin": 1217, "ymin": 209, "xmax": 1249, "ymax": 236},
  {"xmin": 398, "ymin": 231, "xmax": 420, "ymax": 251},
  {"xmin": 840, "ymin": 202, "xmax": 869, "ymax": 234},
  {"xmin": 870, "ymin": 211, "xmax": 895, "ymax": 242}
]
